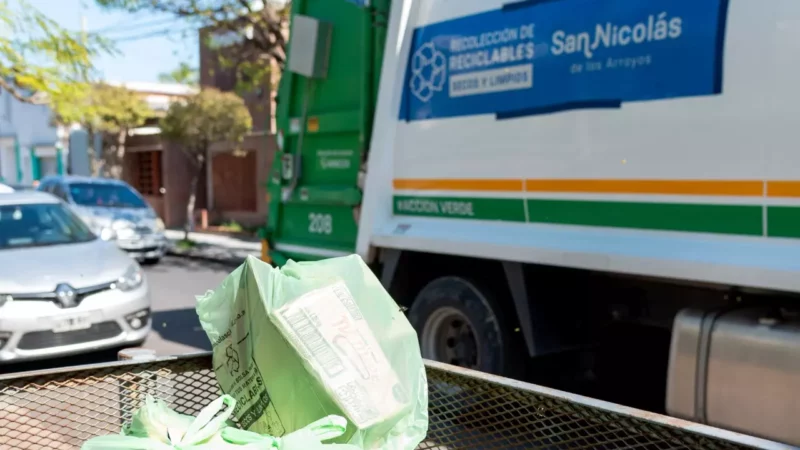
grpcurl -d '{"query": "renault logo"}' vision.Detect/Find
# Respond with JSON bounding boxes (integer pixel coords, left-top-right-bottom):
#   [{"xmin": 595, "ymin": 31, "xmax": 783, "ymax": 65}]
[{"xmin": 55, "ymin": 283, "xmax": 77, "ymax": 308}]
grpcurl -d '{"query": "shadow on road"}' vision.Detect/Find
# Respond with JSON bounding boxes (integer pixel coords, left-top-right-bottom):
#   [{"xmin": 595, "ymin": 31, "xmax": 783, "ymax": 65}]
[
  {"xmin": 151, "ymin": 308, "xmax": 211, "ymax": 351},
  {"xmin": 146, "ymin": 256, "xmax": 235, "ymax": 274}
]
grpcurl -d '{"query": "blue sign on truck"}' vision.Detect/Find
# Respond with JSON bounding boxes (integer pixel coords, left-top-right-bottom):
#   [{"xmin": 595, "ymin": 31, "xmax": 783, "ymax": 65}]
[{"xmin": 400, "ymin": 0, "xmax": 730, "ymax": 121}]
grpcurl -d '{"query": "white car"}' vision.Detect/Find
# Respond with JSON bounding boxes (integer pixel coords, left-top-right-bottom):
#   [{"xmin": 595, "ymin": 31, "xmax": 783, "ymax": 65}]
[
  {"xmin": 38, "ymin": 176, "xmax": 168, "ymax": 263},
  {"xmin": 0, "ymin": 183, "xmax": 13, "ymax": 193},
  {"xmin": 0, "ymin": 191, "xmax": 151, "ymax": 362}
]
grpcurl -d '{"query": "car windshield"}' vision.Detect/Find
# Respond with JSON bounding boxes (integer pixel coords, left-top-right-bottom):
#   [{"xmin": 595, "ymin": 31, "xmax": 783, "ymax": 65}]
[
  {"xmin": 0, "ymin": 203, "xmax": 96, "ymax": 250},
  {"xmin": 69, "ymin": 183, "xmax": 147, "ymax": 208}
]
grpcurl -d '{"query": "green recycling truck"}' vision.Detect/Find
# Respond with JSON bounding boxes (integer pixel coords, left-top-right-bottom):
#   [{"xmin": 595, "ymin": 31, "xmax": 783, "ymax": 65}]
[{"xmin": 264, "ymin": 0, "xmax": 800, "ymax": 445}]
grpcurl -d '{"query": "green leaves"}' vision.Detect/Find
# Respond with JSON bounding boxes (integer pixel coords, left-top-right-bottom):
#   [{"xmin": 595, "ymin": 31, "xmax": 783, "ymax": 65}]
[
  {"xmin": 95, "ymin": 0, "xmax": 290, "ymax": 89},
  {"xmin": 92, "ymin": 84, "xmax": 152, "ymax": 131},
  {"xmin": 0, "ymin": 0, "xmax": 112, "ymax": 106},
  {"xmin": 55, "ymin": 83, "xmax": 150, "ymax": 133},
  {"xmin": 158, "ymin": 62, "xmax": 198, "ymax": 86},
  {"xmin": 160, "ymin": 88, "xmax": 252, "ymax": 163}
]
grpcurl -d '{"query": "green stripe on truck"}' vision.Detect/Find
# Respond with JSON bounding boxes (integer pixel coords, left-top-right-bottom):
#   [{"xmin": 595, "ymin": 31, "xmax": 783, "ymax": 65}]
[
  {"xmin": 394, "ymin": 196, "xmax": 527, "ymax": 222},
  {"xmin": 767, "ymin": 207, "xmax": 800, "ymax": 238},
  {"xmin": 393, "ymin": 196, "xmax": 765, "ymax": 236},
  {"xmin": 526, "ymin": 199, "xmax": 762, "ymax": 236}
]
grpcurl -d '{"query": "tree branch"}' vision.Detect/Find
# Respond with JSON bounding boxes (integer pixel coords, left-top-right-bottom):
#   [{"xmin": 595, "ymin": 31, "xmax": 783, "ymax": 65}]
[
  {"xmin": 0, "ymin": 76, "xmax": 48, "ymax": 105},
  {"xmin": 237, "ymin": 0, "xmax": 253, "ymax": 13},
  {"xmin": 99, "ymin": 0, "xmax": 290, "ymax": 81}
]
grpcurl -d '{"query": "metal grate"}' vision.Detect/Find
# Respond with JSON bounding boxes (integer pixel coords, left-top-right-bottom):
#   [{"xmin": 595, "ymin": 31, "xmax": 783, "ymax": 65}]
[
  {"xmin": 0, "ymin": 353, "xmax": 785, "ymax": 449},
  {"xmin": 17, "ymin": 322, "xmax": 123, "ymax": 350}
]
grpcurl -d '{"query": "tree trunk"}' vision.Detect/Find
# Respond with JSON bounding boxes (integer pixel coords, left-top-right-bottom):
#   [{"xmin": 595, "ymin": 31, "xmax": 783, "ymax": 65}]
[
  {"xmin": 99, "ymin": 129, "xmax": 127, "ymax": 179},
  {"xmin": 107, "ymin": 129, "xmax": 127, "ymax": 179},
  {"xmin": 86, "ymin": 127, "xmax": 101, "ymax": 177},
  {"xmin": 184, "ymin": 156, "xmax": 205, "ymax": 241}
]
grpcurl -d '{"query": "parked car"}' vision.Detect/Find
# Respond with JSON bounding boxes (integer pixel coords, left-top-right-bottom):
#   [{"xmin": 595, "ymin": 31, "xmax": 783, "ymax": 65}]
[
  {"xmin": 11, "ymin": 184, "xmax": 36, "ymax": 190},
  {"xmin": 0, "ymin": 183, "xmax": 13, "ymax": 193},
  {"xmin": 0, "ymin": 191, "xmax": 151, "ymax": 362},
  {"xmin": 2, "ymin": 183, "xmax": 36, "ymax": 192},
  {"xmin": 37, "ymin": 176, "xmax": 168, "ymax": 263}
]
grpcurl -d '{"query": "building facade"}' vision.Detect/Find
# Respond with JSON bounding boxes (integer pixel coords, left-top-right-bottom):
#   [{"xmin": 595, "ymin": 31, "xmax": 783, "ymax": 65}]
[
  {"xmin": 118, "ymin": 29, "xmax": 279, "ymax": 231},
  {"xmin": 0, "ymin": 88, "xmax": 70, "ymax": 185},
  {"xmin": 110, "ymin": 82, "xmax": 199, "ymax": 227},
  {"xmin": 198, "ymin": 25, "xmax": 278, "ymax": 227}
]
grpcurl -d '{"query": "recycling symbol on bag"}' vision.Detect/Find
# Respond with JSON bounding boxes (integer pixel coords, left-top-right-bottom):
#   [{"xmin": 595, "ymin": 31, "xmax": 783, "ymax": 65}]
[
  {"xmin": 409, "ymin": 41, "xmax": 447, "ymax": 102},
  {"xmin": 225, "ymin": 345, "xmax": 240, "ymax": 375}
]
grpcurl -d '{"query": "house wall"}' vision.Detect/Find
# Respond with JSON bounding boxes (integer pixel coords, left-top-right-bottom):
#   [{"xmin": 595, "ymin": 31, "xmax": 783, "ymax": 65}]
[
  {"xmin": 0, "ymin": 88, "xmax": 67, "ymax": 184},
  {"xmin": 0, "ymin": 137, "xmax": 15, "ymax": 182},
  {"xmin": 68, "ymin": 129, "xmax": 92, "ymax": 176}
]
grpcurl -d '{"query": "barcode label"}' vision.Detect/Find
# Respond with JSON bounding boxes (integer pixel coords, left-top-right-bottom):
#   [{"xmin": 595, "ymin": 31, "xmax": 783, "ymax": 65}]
[
  {"xmin": 274, "ymin": 280, "xmax": 408, "ymax": 429},
  {"xmin": 284, "ymin": 309, "xmax": 345, "ymax": 377}
]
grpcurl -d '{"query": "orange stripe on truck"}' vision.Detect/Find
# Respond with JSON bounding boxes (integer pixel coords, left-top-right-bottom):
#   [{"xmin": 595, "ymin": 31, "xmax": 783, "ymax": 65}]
[
  {"xmin": 393, "ymin": 179, "xmax": 524, "ymax": 191},
  {"xmin": 394, "ymin": 178, "xmax": 800, "ymax": 197},
  {"xmin": 767, "ymin": 181, "xmax": 800, "ymax": 198},
  {"xmin": 525, "ymin": 179, "xmax": 764, "ymax": 196},
  {"xmin": 394, "ymin": 178, "xmax": 766, "ymax": 196}
]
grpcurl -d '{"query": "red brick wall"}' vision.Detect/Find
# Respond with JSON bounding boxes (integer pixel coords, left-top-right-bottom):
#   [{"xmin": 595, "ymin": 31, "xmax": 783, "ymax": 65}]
[{"xmin": 208, "ymin": 133, "xmax": 276, "ymax": 227}]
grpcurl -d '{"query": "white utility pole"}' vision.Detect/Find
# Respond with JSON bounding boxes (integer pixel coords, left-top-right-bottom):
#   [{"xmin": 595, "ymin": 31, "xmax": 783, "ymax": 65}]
[{"xmin": 81, "ymin": 15, "xmax": 88, "ymax": 44}]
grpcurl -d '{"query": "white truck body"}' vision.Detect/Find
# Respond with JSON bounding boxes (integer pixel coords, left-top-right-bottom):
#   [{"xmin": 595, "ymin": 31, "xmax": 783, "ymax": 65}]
[
  {"xmin": 358, "ymin": 0, "xmax": 800, "ymax": 294},
  {"xmin": 263, "ymin": 1, "xmax": 800, "ymax": 443}
]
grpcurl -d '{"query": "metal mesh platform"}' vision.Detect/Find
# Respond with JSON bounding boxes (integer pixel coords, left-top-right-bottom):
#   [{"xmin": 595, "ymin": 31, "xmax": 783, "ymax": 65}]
[{"xmin": 0, "ymin": 353, "xmax": 784, "ymax": 449}]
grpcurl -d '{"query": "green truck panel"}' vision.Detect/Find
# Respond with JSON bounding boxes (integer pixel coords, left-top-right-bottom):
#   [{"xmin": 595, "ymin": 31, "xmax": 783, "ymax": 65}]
[{"xmin": 267, "ymin": 0, "xmax": 389, "ymax": 262}]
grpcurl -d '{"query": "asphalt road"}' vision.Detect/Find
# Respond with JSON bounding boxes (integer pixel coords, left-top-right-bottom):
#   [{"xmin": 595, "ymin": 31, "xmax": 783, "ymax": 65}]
[
  {"xmin": 0, "ymin": 256, "xmax": 234, "ymax": 375},
  {"xmin": 142, "ymin": 256, "xmax": 231, "ymax": 356}
]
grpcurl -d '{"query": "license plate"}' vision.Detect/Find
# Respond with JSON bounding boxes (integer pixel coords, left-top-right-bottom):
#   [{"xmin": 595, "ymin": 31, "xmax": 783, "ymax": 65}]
[
  {"xmin": 130, "ymin": 238, "xmax": 154, "ymax": 249},
  {"xmin": 53, "ymin": 314, "xmax": 92, "ymax": 333}
]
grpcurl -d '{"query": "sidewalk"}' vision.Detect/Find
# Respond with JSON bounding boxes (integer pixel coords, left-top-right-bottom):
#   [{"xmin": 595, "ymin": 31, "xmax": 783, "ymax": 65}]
[{"xmin": 164, "ymin": 229, "xmax": 261, "ymax": 265}]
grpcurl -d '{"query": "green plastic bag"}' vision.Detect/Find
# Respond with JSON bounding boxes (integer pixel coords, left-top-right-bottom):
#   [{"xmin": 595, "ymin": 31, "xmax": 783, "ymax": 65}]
[
  {"xmin": 81, "ymin": 394, "xmax": 360, "ymax": 449},
  {"xmin": 223, "ymin": 416, "xmax": 361, "ymax": 450},
  {"xmin": 196, "ymin": 255, "xmax": 428, "ymax": 450},
  {"xmin": 81, "ymin": 394, "xmax": 240, "ymax": 449}
]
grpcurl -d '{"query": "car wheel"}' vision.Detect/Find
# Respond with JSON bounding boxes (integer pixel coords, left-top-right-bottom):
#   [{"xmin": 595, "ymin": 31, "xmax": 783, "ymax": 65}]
[{"xmin": 408, "ymin": 276, "xmax": 511, "ymax": 375}]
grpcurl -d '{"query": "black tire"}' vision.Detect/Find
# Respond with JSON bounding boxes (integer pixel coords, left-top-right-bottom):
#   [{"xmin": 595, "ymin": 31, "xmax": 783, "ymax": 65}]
[{"xmin": 409, "ymin": 276, "xmax": 511, "ymax": 376}]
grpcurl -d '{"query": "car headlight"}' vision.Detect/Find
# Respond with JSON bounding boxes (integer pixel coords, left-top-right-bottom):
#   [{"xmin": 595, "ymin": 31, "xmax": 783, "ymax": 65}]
[
  {"xmin": 112, "ymin": 219, "xmax": 136, "ymax": 240},
  {"xmin": 99, "ymin": 227, "xmax": 117, "ymax": 241},
  {"xmin": 112, "ymin": 219, "xmax": 135, "ymax": 230},
  {"xmin": 115, "ymin": 263, "xmax": 144, "ymax": 292}
]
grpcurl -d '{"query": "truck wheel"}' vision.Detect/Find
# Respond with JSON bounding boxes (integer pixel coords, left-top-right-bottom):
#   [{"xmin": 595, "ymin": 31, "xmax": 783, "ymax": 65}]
[{"xmin": 409, "ymin": 277, "xmax": 509, "ymax": 375}]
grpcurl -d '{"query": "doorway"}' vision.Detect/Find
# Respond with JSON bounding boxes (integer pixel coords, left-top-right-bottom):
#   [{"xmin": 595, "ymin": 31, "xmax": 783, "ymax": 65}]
[{"xmin": 37, "ymin": 156, "xmax": 58, "ymax": 178}]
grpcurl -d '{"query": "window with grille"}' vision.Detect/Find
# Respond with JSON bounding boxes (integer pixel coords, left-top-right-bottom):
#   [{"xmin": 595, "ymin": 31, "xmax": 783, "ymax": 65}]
[{"xmin": 135, "ymin": 151, "xmax": 162, "ymax": 196}]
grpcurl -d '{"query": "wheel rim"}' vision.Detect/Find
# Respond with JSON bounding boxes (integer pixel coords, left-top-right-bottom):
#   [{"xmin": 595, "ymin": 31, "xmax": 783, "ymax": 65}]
[{"xmin": 421, "ymin": 306, "xmax": 480, "ymax": 369}]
